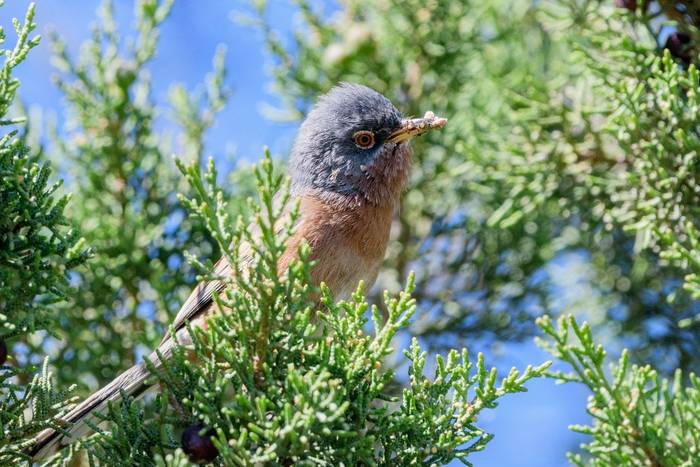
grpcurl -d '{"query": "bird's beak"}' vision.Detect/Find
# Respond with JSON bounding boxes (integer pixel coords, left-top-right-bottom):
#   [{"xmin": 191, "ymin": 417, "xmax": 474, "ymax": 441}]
[{"xmin": 386, "ymin": 111, "xmax": 448, "ymax": 144}]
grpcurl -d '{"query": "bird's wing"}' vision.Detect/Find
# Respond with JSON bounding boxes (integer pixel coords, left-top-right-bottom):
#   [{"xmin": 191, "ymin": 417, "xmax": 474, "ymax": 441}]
[
  {"xmin": 161, "ymin": 196, "xmax": 298, "ymax": 347},
  {"xmin": 159, "ymin": 255, "xmax": 232, "ymax": 346}
]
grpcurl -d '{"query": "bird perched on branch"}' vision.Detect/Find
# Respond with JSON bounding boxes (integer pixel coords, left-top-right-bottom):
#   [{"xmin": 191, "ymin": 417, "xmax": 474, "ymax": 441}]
[{"xmin": 30, "ymin": 83, "xmax": 447, "ymax": 460}]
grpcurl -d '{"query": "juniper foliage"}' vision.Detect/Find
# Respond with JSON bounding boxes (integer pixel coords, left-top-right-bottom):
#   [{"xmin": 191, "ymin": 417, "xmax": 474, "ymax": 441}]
[
  {"xmin": 46, "ymin": 0, "xmax": 230, "ymax": 389},
  {"xmin": 249, "ymin": 0, "xmax": 700, "ymax": 372},
  {"xmin": 0, "ymin": 2, "xmax": 87, "ymax": 342},
  {"xmin": 508, "ymin": 1, "xmax": 700, "ymax": 370},
  {"xmin": 2, "ymin": 0, "xmax": 700, "ymax": 464},
  {"xmin": 0, "ymin": 2, "xmax": 550, "ymax": 465},
  {"xmin": 0, "ymin": 3, "xmax": 86, "ymax": 464},
  {"xmin": 247, "ymin": 0, "xmax": 700, "ymax": 461},
  {"xmin": 537, "ymin": 314, "xmax": 700, "ymax": 466},
  {"xmin": 78, "ymin": 153, "xmax": 548, "ymax": 466}
]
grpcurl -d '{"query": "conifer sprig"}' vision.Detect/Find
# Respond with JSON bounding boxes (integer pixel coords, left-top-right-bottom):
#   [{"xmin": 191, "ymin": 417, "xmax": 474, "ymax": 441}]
[
  {"xmin": 0, "ymin": 3, "xmax": 88, "ymax": 463},
  {"xmin": 46, "ymin": 0, "xmax": 231, "ymax": 388},
  {"xmin": 0, "ymin": 0, "xmax": 88, "ymax": 339},
  {"xmin": 537, "ymin": 314, "xmax": 700, "ymax": 466},
  {"xmin": 97, "ymin": 153, "xmax": 549, "ymax": 466}
]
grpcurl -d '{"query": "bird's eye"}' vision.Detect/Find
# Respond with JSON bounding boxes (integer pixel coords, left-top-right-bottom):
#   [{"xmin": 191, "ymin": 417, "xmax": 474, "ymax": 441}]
[{"xmin": 352, "ymin": 130, "xmax": 375, "ymax": 149}]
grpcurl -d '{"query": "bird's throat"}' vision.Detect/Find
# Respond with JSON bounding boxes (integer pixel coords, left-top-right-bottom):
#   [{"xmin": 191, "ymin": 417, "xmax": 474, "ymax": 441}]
[{"xmin": 355, "ymin": 142, "xmax": 412, "ymax": 206}]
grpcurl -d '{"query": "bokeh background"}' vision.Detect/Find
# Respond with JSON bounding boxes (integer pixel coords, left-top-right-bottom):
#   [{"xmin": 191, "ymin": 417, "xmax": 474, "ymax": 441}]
[{"xmin": 8, "ymin": 0, "xmax": 697, "ymax": 465}]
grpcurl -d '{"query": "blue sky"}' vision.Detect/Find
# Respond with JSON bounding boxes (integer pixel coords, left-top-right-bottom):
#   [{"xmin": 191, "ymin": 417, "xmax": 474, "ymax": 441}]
[
  {"xmin": 2, "ymin": 1, "xmax": 591, "ymax": 465},
  {"xmin": 4, "ymin": 0, "xmax": 303, "ymax": 162}
]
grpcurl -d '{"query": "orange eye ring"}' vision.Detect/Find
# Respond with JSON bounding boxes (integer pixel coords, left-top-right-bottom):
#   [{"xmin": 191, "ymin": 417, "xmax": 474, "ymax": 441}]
[{"xmin": 352, "ymin": 130, "xmax": 375, "ymax": 149}]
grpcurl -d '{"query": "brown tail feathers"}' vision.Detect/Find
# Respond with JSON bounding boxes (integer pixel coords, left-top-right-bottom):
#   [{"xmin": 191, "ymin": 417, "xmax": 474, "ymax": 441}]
[
  {"xmin": 29, "ymin": 362, "xmax": 153, "ymax": 461},
  {"xmin": 28, "ymin": 263, "xmax": 222, "ymax": 461}
]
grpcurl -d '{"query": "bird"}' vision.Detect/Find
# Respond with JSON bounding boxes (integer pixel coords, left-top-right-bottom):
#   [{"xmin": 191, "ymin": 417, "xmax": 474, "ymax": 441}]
[{"xmin": 29, "ymin": 83, "xmax": 447, "ymax": 460}]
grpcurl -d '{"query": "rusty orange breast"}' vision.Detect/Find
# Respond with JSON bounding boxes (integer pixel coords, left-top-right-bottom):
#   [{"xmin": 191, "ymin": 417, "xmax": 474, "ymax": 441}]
[{"xmin": 279, "ymin": 193, "xmax": 394, "ymax": 300}]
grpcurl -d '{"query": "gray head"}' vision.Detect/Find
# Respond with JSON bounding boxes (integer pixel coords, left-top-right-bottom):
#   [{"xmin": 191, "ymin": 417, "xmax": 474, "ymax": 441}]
[{"xmin": 289, "ymin": 83, "xmax": 446, "ymax": 205}]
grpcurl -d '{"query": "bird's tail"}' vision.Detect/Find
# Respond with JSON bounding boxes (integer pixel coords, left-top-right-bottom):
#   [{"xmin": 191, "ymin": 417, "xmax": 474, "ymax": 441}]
[{"xmin": 29, "ymin": 361, "xmax": 154, "ymax": 461}]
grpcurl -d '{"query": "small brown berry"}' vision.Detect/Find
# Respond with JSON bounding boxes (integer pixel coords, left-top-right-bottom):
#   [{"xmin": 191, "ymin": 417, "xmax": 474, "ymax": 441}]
[
  {"xmin": 615, "ymin": 0, "xmax": 637, "ymax": 10},
  {"xmin": 0, "ymin": 338, "xmax": 6, "ymax": 365},
  {"xmin": 665, "ymin": 32, "xmax": 692, "ymax": 63},
  {"xmin": 181, "ymin": 425, "xmax": 218, "ymax": 464}
]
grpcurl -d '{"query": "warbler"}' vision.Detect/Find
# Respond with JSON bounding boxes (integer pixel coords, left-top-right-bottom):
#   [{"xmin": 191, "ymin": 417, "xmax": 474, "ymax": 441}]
[{"xmin": 30, "ymin": 83, "xmax": 447, "ymax": 459}]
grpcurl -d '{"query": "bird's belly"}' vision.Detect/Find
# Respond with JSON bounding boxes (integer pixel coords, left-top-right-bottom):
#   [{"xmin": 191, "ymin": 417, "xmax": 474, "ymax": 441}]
[
  {"xmin": 282, "ymin": 193, "xmax": 394, "ymax": 301},
  {"xmin": 311, "ymin": 244, "xmax": 383, "ymax": 301}
]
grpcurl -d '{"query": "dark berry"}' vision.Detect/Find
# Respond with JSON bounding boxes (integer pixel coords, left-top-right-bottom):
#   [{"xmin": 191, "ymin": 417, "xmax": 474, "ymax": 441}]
[
  {"xmin": 181, "ymin": 425, "xmax": 218, "ymax": 464},
  {"xmin": 615, "ymin": 0, "xmax": 637, "ymax": 11},
  {"xmin": 0, "ymin": 338, "xmax": 6, "ymax": 365},
  {"xmin": 665, "ymin": 32, "xmax": 692, "ymax": 63}
]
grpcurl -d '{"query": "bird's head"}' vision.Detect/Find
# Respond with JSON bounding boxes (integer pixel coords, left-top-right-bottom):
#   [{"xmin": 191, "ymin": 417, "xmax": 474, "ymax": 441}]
[{"xmin": 289, "ymin": 83, "xmax": 447, "ymax": 206}]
